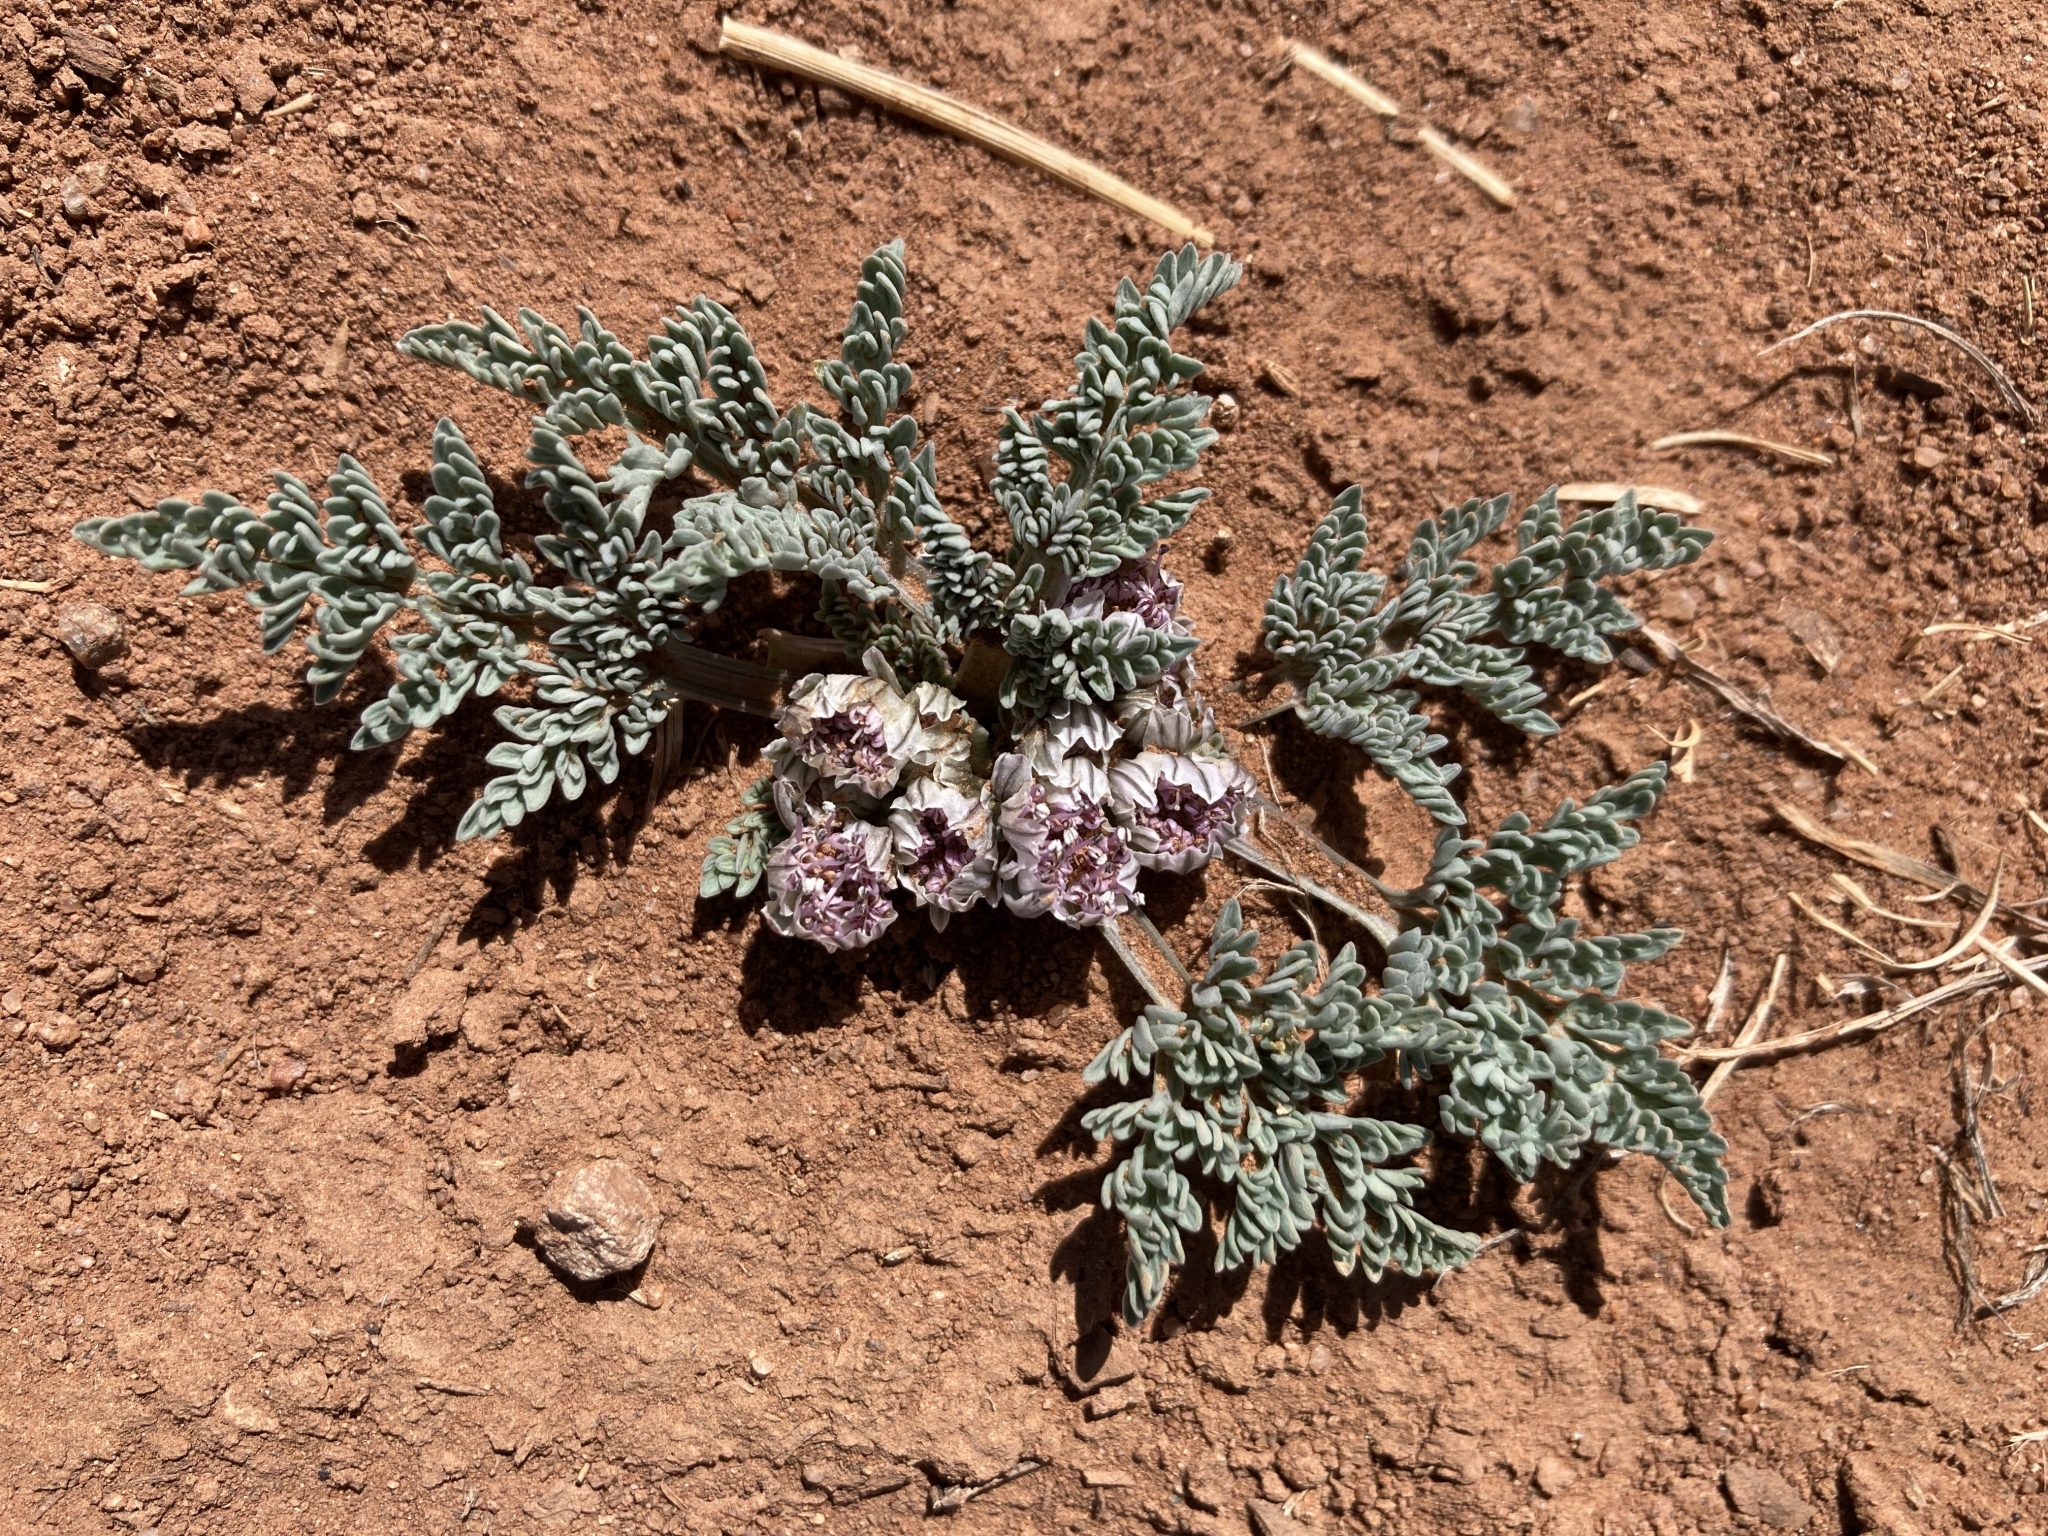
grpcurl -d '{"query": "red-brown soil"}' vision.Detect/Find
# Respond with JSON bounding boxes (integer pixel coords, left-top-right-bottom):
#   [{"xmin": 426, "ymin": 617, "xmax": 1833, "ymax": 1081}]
[{"xmin": 4, "ymin": 0, "xmax": 2047, "ymax": 1532}]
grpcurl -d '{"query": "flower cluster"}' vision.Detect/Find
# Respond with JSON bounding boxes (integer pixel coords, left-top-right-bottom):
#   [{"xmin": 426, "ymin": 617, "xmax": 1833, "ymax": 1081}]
[
  {"xmin": 762, "ymin": 556, "xmax": 1254, "ymax": 951},
  {"xmin": 762, "ymin": 663, "xmax": 994, "ymax": 950}
]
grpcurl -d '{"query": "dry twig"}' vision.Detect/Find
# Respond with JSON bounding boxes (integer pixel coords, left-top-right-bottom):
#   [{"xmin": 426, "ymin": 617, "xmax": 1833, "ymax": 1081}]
[
  {"xmin": 1555, "ymin": 482, "xmax": 1703, "ymax": 516},
  {"xmin": 928, "ymin": 1459, "xmax": 1046, "ymax": 1515},
  {"xmin": 1285, "ymin": 40, "xmax": 1400, "ymax": 115},
  {"xmin": 1282, "ymin": 41, "xmax": 1517, "ymax": 208},
  {"xmin": 1982, "ymin": 1249, "xmax": 2048, "ymax": 1320},
  {"xmin": 1917, "ymin": 614, "xmax": 2048, "ymax": 648},
  {"xmin": 1702, "ymin": 945, "xmax": 1739, "ymax": 1036},
  {"xmin": 1679, "ymin": 952, "xmax": 2048, "ymax": 1067},
  {"xmin": 1941, "ymin": 1016, "xmax": 2013, "ymax": 1321},
  {"xmin": 1649, "ymin": 430, "xmax": 1834, "ymax": 469},
  {"xmin": 1415, "ymin": 127, "xmax": 1518, "ymax": 209},
  {"xmin": 1760, "ymin": 309, "xmax": 2037, "ymax": 428},
  {"xmin": 1638, "ymin": 626, "xmax": 1866, "ymax": 771},
  {"xmin": 0, "ymin": 577, "xmax": 55, "ymax": 593},
  {"xmin": 1699, "ymin": 953, "xmax": 1788, "ymax": 1105},
  {"xmin": 1773, "ymin": 799, "xmax": 2044, "ymax": 933},
  {"xmin": 718, "ymin": 19, "xmax": 1213, "ymax": 244},
  {"xmin": 1792, "ymin": 863, "xmax": 2002, "ymax": 975}
]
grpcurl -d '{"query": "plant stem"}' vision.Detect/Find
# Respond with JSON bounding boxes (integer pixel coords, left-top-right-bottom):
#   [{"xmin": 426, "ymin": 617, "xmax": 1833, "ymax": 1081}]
[
  {"xmin": 1130, "ymin": 910, "xmax": 1195, "ymax": 990},
  {"xmin": 1238, "ymin": 694, "xmax": 1300, "ymax": 728},
  {"xmin": 953, "ymin": 634, "xmax": 1013, "ymax": 716},
  {"xmin": 1101, "ymin": 918, "xmax": 1180, "ymax": 1012},
  {"xmin": 1223, "ymin": 837, "xmax": 1398, "ymax": 948},
  {"xmin": 652, "ymin": 637, "xmax": 793, "ymax": 716},
  {"xmin": 1258, "ymin": 804, "xmax": 1419, "ymax": 908}
]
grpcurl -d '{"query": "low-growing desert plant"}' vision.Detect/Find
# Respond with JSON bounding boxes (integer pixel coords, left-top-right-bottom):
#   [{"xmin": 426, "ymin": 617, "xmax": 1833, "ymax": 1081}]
[{"xmin": 76, "ymin": 243, "xmax": 1727, "ymax": 1322}]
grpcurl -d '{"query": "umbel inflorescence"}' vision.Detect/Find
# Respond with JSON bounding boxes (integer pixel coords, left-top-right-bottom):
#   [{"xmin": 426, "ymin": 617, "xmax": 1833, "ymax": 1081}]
[{"xmin": 76, "ymin": 243, "xmax": 1728, "ymax": 1322}]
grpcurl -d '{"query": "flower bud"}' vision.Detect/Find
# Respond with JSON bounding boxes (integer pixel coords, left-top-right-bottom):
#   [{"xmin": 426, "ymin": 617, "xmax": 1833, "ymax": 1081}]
[
  {"xmin": 1065, "ymin": 552, "xmax": 1184, "ymax": 631},
  {"xmin": 905, "ymin": 680, "xmax": 988, "ymax": 791},
  {"xmin": 1112, "ymin": 661, "xmax": 1214, "ymax": 751}
]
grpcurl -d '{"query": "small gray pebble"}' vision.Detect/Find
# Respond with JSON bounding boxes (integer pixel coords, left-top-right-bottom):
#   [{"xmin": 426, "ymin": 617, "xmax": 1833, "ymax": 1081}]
[{"xmin": 58, "ymin": 604, "xmax": 129, "ymax": 670}]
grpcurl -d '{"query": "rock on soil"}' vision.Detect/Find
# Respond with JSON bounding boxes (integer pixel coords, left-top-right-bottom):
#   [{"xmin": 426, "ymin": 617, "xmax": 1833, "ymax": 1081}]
[
  {"xmin": 1723, "ymin": 1461, "xmax": 1815, "ymax": 1529},
  {"xmin": 529, "ymin": 1160, "xmax": 660, "ymax": 1282},
  {"xmin": 57, "ymin": 603, "xmax": 128, "ymax": 669}
]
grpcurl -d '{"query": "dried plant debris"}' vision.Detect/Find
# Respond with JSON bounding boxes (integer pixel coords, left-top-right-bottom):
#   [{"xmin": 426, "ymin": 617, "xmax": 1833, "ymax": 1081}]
[
  {"xmin": 721, "ymin": 20, "xmax": 1211, "ymax": 244},
  {"xmin": 1761, "ymin": 309, "xmax": 2036, "ymax": 428},
  {"xmin": 1557, "ymin": 482, "xmax": 1703, "ymax": 517},
  {"xmin": 1637, "ymin": 626, "xmax": 1869, "ymax": 771},
  {"xmin": 80, "ymin": 243, "xmax": 1727, "ymax": 1323},
  {"xmin": 1282, "ymin": 40, "xmax": 1517, "ymax": 208},
  {"xmin": 1649, "ymin": 430, "xmax": 1833, "ymax": 469}
]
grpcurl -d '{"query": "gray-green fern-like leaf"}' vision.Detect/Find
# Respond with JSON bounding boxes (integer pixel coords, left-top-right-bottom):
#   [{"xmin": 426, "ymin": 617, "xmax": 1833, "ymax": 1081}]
[
  {"xmin": 1265, "ymin": 487, "xmax": 1711, "ymax": 822},
  {"xmin": 78, "ymin": 455, "xmax": 420, "ymax": 704},
  {"xmin": 1085, "ymin": 759, "xmax": 1726, "ymax": 1321},
  {"xmin": 1413, "ymin": 763, "xmax": 1728, "ymax": 1219},
  {"xmin": 1001, "ymin": 611, "xmax": 1198, "ymax": 712},
  {"xmin": 1084, "ymin": 901, "xmax": 1481, "ymax": 1324},
  {"xmin": 1494, "ymin": 490, "xmax": 1713, "ymax": 662},
  {"xmin": 699, "ymin": 777, "xmax": 786, "ymax": 899},
  {"xmin": 1000, "ymin": 244, "xmax": 1239, "ymax": 597}
]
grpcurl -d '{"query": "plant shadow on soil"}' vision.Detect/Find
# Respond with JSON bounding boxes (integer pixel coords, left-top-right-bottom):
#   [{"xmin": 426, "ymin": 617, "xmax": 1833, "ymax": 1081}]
[
  {"xmin": 93, "ymin": 654, "xmax": 413, "ymax": 825},
  {"xmin": 722, "ymin": 873, "xmax": 1173, "ymax": 1037}
]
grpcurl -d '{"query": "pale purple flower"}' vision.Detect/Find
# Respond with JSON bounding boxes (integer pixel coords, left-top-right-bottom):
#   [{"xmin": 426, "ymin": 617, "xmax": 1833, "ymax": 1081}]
[
  {"xmin": 1065, "ymin": 552, "xmax": 1184, "ymax": 630},
  {"xmin": 1108, "ymin": 749, "xmax": 1255, "ymax": 874},
  {"xmin": 888, "ymin": 777, "xmax": 996, "ymax": 928},
  {"xmin": 776, "ymin": 672, "xmax": 917, "ymax": 797},
  {"xmin": 993, "ymin": 752, "xmax": 1139, "ymax": 927},
  {"xmin": 763, "ymin": 811, "xmax": 898, "ymax": 951}
]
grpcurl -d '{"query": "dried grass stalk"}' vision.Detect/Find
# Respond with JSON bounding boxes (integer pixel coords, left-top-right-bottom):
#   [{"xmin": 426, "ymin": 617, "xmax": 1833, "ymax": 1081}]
[
  {"xmin": 1975, "ymin": 937, "xmax": 2048, "ymax": 1003},
  {"xmin": 1698, "ymin": 952, "xmax": 1788, "ymax": 1103},
  {"xmin": 1415, "ymin": 126, "xmax": 1518, "ymax": 209},
  {"xmin": 1638, "ymin": 627, "xmax": 1862, "ymax": 770},
  {"xmin": 1679, "ymin": 951, "xmax": 2048, "ymax": 1067},
  {"xmin": 1286, "ymin": 41, "xmax": 1401, "ymax": 117},
  {"xmin": 720, "ymin": 19, "xmax": 1214, "ymax": 245},
  {"xmin": 1283, "ymin": 41, "xmax": 1516, "ymax": 208},
  {"xmin": 1649, "ymin": 430, "xmax": 1834, "ymax": 469},
  {"xmin": 1773, "ymin": 799, "xmax": 2044, "ymax": 932},
  {"xmin": 1760, "ymin": 309, "xmax": 2037, "ymax": 428},
  {"xmin": 1791, "ymin": 866, "xmax": 2004, "ymax": 974},
  {"xmin": 1919, "ymin": 615, "xmax": 2048, "ymax": 647},
  {"xmin": 1555, "ymin": 482, "xmax": 1703, "ymax": 516}
]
